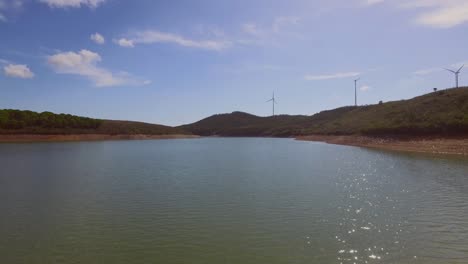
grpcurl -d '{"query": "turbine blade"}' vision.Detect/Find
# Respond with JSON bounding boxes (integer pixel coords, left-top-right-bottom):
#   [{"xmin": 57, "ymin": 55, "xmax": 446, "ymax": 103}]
[
  {"xmin": 457, "ymin": 64, "xmax": 465, "ymax": 73},
  {"xmin": 445, "ymin": 68, "xmax": 456, "ymax": 74},
  {"xmin": 266, "ymin": 99, "xmax": 273, "ymax": 102}
]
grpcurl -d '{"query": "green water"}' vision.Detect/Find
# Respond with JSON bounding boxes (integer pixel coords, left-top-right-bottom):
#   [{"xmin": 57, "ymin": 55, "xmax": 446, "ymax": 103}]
[{"xmin": 1, "ymin": 138, "xmax": 467, "ymax": 263}]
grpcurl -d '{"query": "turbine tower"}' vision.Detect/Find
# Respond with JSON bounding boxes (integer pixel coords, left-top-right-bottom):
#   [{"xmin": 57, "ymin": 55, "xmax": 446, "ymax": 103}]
[
  {"xmin": 445, "ymin": 65, "xmax": 464, "ymax": 88},
  {"xmin": 354, "ymin": 78, "xmax": 360, "ymax": 107},
  {"xmin": 266, "ymin": 92, "xmax": 277, "ymax": 116}
]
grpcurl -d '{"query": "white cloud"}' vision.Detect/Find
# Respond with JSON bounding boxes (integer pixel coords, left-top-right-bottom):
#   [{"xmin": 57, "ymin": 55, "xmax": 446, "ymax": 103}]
[
  {"xmin": 360, "ymin": 85, "xmax": 371, "ymax": 91},
  {"xmin": 413, "ymin": 67, "xmax": 440, "ymax": 75},
  {"xmin": 47, "ymin": 49, "xmax": 148, "ymax": 87},
  {"xmin": 366, "ymin": 0, "xmax": 468, "ymax": 28},
  {"xmin": 365, "ymin": 0, "xmax": 385, "ymax": 5},
  {"xmin": 451, "ymin": 61, "xmax": 467, "ymax": 70},
  {"xmin": 3, "ymin": 64, "xmax": 34, "ymax": 78},
  {"xmin": 413, "ymin": 60, "xmax": 467, "ymax": 75},
  {"xmin": 115, "ymin": 30, "xmax": 231, "ymax": 51},
  {"xmin": 115, "ymin": 38, "xmax": 134, "ymax": 47},
  {"xmin": 242, "ymin": 23, "xmax": 262, "ymax": 37},
  {"xmin": 90, "ymin": 32, "xmax": 105, "ymax": 44},
  {"xmin": 304, "ymin": 71, "xmax": 361, "ymax": 81},
  {"xmin": 115, "ymin": 18, "xmax": 299, "ymax": 51},
  {"xmin": 413, "ymin": 2, "xmax": 468, "ymax": 28},
  {"xmin": 39, "ymin": 0, "xmax": 106, "ymax": 8}
]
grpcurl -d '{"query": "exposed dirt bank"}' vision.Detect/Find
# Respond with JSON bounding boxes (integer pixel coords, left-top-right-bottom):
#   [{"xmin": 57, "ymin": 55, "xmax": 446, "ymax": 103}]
[
  {"xmin": 0, "ymin": 134, "xmax": 200, "ymax": 143},
  {"xmin": 296, "ymin": 135, "xmax": 468, "ymax": 156}
]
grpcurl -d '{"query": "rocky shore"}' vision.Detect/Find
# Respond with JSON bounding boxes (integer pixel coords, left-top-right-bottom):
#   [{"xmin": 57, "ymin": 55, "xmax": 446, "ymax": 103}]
[{"xmin": 296, "ymin": 135, "xmax": 468, "ymax": 156}]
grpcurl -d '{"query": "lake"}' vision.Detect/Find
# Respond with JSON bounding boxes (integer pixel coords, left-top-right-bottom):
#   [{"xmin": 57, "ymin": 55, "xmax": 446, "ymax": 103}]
[{"xmin": 1, "ymin": 138, "xmax": 467, "ymax": 264}]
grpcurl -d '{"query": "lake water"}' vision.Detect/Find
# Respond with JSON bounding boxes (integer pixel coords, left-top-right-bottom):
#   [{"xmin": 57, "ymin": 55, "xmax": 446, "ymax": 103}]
[{"xmin": 1, "ymin": 138, "xmax": 468, "ymax": 264}]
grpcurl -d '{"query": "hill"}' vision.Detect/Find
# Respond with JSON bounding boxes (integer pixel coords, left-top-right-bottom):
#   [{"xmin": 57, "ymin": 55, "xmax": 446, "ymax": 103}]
[
  {"xmin": 299, "ymin": 87, "xmax": 468, "ymax": 136},
  {"xmin": 0, "ymin": 109, "xmax": 187, "ymax": 135},
  {"xmin": 179, "ymin": 111, "xmax": 309, "ymax": 137},
  {"xmin": 3, "ymin": 87, "xmax": 468, "ymax": 138},
  {"xmin": 182, "ymin": 87, "xmax": 468, "ymax": 137}
]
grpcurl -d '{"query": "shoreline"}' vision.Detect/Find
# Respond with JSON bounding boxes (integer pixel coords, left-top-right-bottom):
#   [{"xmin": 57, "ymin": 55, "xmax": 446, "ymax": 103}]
[
  {"xmin": 296, "ymin": 135, "xmax": 468, "ymax": 156},
  {"xmin": 3, "ymin": 133, "xmax": 468, "ymax": 156},
  {"xmin": 0, "ymin": 134, "xmax": 200, "ymax": 143}
]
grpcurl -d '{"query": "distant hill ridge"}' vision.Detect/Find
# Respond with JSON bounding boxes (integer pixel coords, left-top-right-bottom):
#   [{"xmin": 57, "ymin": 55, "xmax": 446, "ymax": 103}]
[
  {"xmin": 2, "ymin": 87, "xmax": 468, "ymax": 137},
  {"xmin": 179, "ymin": 111, "xmax": 309, "ymax": 137},
  {"xmin": 181, "ymin": 87, "xmax": 468, "ymax": 137}
]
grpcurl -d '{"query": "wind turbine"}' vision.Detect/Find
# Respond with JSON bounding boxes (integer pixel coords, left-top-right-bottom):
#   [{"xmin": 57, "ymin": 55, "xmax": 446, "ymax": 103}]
[
  {"xmin": 266, "ymin": 92, "xmax": 277, "ymax": 116},
  {"xmin": 445, "ymin": 64, "xmax": 464, "ymax": 88},
  {"xmin": 354, "ymin": 78, "xmax": 360, "ymax": 107}
]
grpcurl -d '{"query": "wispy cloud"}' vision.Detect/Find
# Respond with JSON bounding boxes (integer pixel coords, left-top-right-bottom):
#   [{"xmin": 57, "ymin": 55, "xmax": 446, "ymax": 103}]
[
  {"xmin": 365, "ymin": 0, "xmax": 468, "ymax": 28},
  {"xmin": 451, "ymin": 61, "xmax": 467, "ymax": 69},
  {"xmin": 272, "ymin": 16, "xmax": 301, "ymax": 33},
  {"xmin": 413, "ymin": 60, "xmax": 467, "ymax": 75},
  {"xmin": 3, "ymin": 63, "xmax": 34, "ymax": 79},
  {"xmin": 0, "ymin": 0, "xmax": 24, "ymax": 10},
  {"xmin": 115, "ymin": 30, "xmax": 231, "ymax": 51},
  {"xmin": 0, "ymin": 0, "xmax": 24, "ymax": 22},
  {"xmin": 242, "ymin": 16, "xmax": 300, "ymax": 36},
  {"xmin": 192, "ymin": 24, "xmax": 226, "ymax": 38},
  {"xmin": 90, "ymin": 32, "xmax": 105, "ymax": 44},
  {"xmin": 410, "ymin": 1, "xmax": 468, "ymax": 28},
  {"xmin": 39, "ymin": 0, "xmax": 106, "ymax": 8},
  {"xmin": 360, "ymin": 85, "xmax": 371, "ymax": 91},
  {"xmin": 217, "ymin": 62, "xmax": 286, "ymax": 75},
  {"xmin": 242, "ymin": 23, "xmax": 263, "ymax": 37},
  {"xmin": 47, "ymin": 49, "xmax": 149, "ymax": 87},
  {"xmin": 364, "ymin": 0, "xmax": 385, "ymax": 6},
  {"xmin": 304, "ymin": 71, "xmax": 361, "ymax": 81},
  {"xmin": 413, "ymin": 67, "xmax": 440, "ymax": 75},
  {"xmin": 239, "ymin": 16, "xmax": 301, "ymax": 46},
  {"xmin": 115, "ymin": 17, "xmax": 300, "ymax": 51}
]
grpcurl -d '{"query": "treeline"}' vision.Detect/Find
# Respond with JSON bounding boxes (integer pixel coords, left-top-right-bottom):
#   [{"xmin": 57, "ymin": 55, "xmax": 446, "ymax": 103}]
[
  {"xmin": 0, "ymin": 110, "xmax": 101, "ymax": 130},
  {"xmin": 97, "ymin": 120, "xmax": 187, "ymax": 135},
  {"xmin": 0, "ymin": 109, "xmax": 186, "ymax": 135}
]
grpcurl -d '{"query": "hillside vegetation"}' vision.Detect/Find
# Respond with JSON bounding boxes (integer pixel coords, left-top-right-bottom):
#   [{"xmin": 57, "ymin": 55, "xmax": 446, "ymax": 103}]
[
  {"xmin": 182, "ymin": 87, "xmax": 468, "ymax": 137},
  {"xmin": 300, "ymin": 87, "xmax": 468, "ymax": 136},
  {"xmin": 0, "ymin": 109, "xmax": 186, "ymax": 135},
  {"xmin": 3, "ymin": 87, "xmax": 468, "ymax": 138},
  {"xmin": 179, "ymin": 112, "xmax": 309, "ymax": 137}
]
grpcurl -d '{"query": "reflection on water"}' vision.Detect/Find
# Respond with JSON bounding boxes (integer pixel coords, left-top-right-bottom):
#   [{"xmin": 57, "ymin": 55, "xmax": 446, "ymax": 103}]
[{"xmin": 0, "ymin": 138, "xmax": 468, "ymax": 264}]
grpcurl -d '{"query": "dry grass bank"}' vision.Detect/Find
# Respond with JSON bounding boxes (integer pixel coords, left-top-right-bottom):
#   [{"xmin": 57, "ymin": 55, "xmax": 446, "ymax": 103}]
[{"xmin": 0, "ymin": 134, "xmax": 200, "ymax": 143}]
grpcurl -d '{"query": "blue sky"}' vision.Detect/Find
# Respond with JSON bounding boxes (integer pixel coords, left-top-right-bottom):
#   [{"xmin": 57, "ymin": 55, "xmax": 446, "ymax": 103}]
[{"xmin": 1, "ymin": 0, "xmax": 467, "ymax": 125}]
